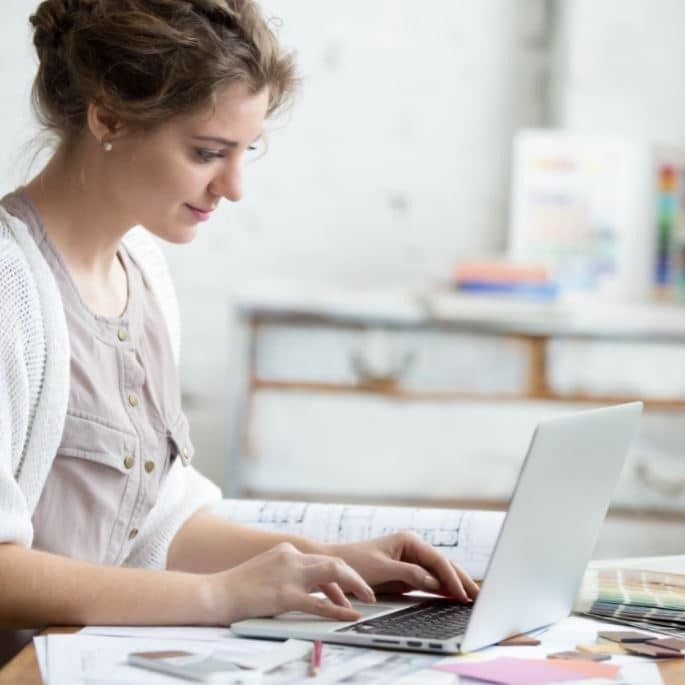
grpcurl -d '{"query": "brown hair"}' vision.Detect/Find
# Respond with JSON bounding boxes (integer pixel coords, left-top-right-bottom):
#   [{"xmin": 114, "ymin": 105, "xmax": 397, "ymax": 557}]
[{"xmin": 29, "ymin": 0, "xmax": 296, "ymax": 143}]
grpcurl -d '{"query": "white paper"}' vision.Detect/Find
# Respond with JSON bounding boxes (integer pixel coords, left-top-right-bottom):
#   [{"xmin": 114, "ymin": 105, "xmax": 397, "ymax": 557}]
[
  {"xmin": 80, "ymin": 625, "xmax": 235, "ymax": 641},
  {"xmin": 307, "ymin": 648, "xmax": 443, "ymax": 685},
  {"xmin": 395, "ymin": 671, "xmax": 459, "ymax": 685},
  {"xmin": 45, "ymin": 634, "xmax": 256, "ymax": 684},
  {"xmin": 229, "ymin": 639, "xmax": 311, "ymax": 671},
  {"xmin": 33, "ymin": 635, "xmax": 47, "ymax": 683},
  {"xmin": 211, "ymin": 500, "xmax": 504, "ymax": 580}
]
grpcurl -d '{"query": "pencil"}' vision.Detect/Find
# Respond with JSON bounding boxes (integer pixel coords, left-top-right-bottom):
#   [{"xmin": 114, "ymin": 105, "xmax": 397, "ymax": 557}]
[{"xmin": 308, "ymin": 639, "xmax": 322, "ymax": 677}]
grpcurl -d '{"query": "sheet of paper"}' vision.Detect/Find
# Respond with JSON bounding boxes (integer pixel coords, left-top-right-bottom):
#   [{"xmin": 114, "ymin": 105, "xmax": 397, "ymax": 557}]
[
  {"xmin": 394, "ymin": 671, "xmax": 458, "ymax": 685},
  {"xmin": 46, "ymin": 634, "xmax": 250, "ymax": 684},
  {"xmin": 80, "ymin": 625, "xmax": 235, "ymax": 641},
  {"xmin": 229, "ymin": 639, "xmax": 311, "ymax": 671},
  {"xmin": 312, "ymin": 649, "xmax": 444, "ymax": 685},
  {"xmin": 627, "ymin": 662, "xmax": 666, "ymax": 685},
  {"xmin": 33, "ymin": 635, "xmax": 47, "ymax": 683},
  {"xmin": 211, "ymin": 499, "xmax": 504, "ymax": 580}
]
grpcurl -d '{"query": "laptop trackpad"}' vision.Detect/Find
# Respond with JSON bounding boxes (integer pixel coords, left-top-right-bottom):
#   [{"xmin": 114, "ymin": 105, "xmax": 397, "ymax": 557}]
[{"xmin": 232, "ymin": 599, "xmax": 415, "ymax": 638}]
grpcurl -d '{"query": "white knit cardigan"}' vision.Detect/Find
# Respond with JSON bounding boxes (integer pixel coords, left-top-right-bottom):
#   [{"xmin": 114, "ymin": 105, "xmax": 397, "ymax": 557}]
[{"xmin": 0, "ymin": 206, "xmax": 221, "ymax": 569}]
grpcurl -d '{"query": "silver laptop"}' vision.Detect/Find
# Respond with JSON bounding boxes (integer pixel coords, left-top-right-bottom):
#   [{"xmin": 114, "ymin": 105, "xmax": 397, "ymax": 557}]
[{"xmin": 232, "ymin": 402, "xmax": 642, "ymax": 654}]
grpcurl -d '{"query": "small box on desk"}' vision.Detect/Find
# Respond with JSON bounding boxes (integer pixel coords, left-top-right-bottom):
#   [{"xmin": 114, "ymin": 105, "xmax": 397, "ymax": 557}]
[{"xmin": 509, "ymin": 128, "xmax": 685, "ymax": 303}]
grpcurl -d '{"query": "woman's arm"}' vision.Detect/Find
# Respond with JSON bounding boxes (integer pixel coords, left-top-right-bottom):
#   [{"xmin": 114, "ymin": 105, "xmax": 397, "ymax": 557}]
[
  {"xmin": 167, "ymin": 508, "xmax": 327, "ymax": 573},
  {"xmin": 0, "ymin": 538, "xmax": 373, "ymax": 629},
  {"xmin": 168, "ymin": 510, "xmax": 479, "ymax": 602},
  {"xmin": 0, "ymin": 543, "xmax": 212, "ymax": 628}
]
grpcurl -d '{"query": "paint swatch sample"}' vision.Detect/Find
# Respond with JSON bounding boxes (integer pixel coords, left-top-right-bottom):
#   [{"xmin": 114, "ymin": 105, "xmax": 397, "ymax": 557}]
[{"xmin": 575, "ymin": 568, "xmax": 685, "ymax": 638}]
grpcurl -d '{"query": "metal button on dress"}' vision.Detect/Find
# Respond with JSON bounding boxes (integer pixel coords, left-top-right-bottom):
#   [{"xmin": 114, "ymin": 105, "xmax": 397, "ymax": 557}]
[
  {"xmin": 117, "ymin": 328, "xmax": 129, "ymax": 342},
  {"xmin": 128, "ymin": 528, "xmax": 139, "ymax": 540},
  {"xmin": 128, "ymin": 392, "xmax": 139, "ymax": 407},
  {"xmin": 123, "ymin": 454, "xmax": 135, "ymax": 470},
  {"xmin": 144, "ymin": 460, "xmax": 155, "ymax": 474}
]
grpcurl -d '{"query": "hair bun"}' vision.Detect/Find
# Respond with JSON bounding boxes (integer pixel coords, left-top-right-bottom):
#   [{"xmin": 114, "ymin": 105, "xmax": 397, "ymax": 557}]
[{"xmin": 30, "ymin": 0, "xmax": 96, "ymax": 49}]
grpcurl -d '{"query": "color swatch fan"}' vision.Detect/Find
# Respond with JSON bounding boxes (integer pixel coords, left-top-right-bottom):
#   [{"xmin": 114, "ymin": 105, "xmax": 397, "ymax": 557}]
[{"xmin": 575, "ymin": 568, "xmax": 685, "ymax": 638}]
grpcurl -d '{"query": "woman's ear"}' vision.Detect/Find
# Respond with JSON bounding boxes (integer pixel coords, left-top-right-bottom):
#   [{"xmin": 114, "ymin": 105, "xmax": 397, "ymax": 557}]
[{"xmin": 86, "ymin": 100, "xmax": 127, "ymax": 147}]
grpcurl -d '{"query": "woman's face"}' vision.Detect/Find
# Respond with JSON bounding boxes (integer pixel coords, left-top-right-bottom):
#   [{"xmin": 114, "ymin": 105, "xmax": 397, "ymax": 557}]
[{"xmin": 107, "ymin": 82, "xmax": 269, "ymax": 243}]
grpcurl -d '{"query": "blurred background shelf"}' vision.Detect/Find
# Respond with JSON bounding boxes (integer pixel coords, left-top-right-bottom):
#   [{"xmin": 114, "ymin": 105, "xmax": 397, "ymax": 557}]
[{"xmin": 226, "ymin": 291, "xmax": 685, "ymax": 560}]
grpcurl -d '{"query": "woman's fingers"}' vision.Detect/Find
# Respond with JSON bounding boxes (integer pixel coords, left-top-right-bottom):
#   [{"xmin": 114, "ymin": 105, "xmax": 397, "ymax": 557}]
[
  {"xmin": 450, "ymin": 560, "xmax": 480, "ymax": 599},
  {"xmin": 397, "ymin": 535, "xmax": 474, "ymax": 601},
  {"xmin": 382, "ymin": 559, "xmax": 465, "ymax": 599},
  {"xmin": 319, "ymin": 581, "xmax": 353, "ymax": 609},
  {"xmin": 297, "ymin": 593, "xmax": 362, "ymax": 622},
  {"xmin": 306, "ymin": 557, "xmax": 376, "ymax": 604}
]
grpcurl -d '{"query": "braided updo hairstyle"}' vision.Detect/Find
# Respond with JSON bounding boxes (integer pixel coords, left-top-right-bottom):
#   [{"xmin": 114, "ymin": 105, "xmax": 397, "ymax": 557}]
[{"xmin": 29, "ymin": 0, "xmax": 296, "ymax": 143}]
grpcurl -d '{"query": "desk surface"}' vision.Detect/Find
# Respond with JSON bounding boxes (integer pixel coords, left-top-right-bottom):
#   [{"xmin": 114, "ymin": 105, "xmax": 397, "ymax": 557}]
[{"xmin": 4, "ymin": 556, "xmax": 685, "ymax": 684}]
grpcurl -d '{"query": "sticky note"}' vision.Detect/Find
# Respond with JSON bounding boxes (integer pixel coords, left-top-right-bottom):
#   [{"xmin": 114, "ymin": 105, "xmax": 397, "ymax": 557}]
[
  {"xmin": 433, "ymin": 656, "xmax": 619, "ymax": 685},
  {"xmin": 543, "ymin": 658, "xmax": 620, "ymax": 678}
]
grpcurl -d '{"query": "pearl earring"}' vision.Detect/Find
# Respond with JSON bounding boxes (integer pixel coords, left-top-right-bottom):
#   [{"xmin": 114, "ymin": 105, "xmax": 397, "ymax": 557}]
[{"xmin": 103, "ymin": 140, "xmax": 113, "ymax": 152}]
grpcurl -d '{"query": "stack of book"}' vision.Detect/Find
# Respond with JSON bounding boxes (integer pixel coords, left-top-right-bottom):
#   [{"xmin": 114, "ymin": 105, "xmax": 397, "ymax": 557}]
[
  {"xmin": 574, "ymin": 567, "xmax": 685, "ymax": 638},
  {"xmin": 453, "ymin": 260, "xmax": 558, "ymax": 300}
]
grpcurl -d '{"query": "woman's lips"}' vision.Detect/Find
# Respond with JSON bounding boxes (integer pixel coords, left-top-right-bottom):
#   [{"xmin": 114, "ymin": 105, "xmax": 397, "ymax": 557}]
[{"xmin": 184, "ymin": 203, "xmax": 213, "ymax": 221}]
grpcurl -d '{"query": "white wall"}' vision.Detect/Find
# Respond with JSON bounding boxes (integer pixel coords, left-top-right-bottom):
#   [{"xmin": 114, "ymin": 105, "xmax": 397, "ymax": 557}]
[
  {"xmin": 0, "ymin": 1, "xmax": 42, "ymax": 189},
  {"xmin": 0, "ymin": 1, "xmax": 547, "ymax": 486},
  {"xmin": 551, "ymin": 0, "xmax": 685, "ymax": 147}
]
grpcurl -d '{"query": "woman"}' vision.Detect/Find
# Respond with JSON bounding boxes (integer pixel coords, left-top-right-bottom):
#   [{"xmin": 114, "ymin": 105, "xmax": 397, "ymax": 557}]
[{"xmin": 0, "ymin": 0, "xmax": 478, "ymax": 634}]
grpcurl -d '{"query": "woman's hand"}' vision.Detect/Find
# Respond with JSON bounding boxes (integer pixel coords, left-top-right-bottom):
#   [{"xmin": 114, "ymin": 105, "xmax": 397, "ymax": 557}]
[
  {"xmin": 326, "ymin": 532, "xmax": 479, "ymax": 602},
  {"xmin": 205, "ymin": 542, "xmax": 376, "ymax": 625}
]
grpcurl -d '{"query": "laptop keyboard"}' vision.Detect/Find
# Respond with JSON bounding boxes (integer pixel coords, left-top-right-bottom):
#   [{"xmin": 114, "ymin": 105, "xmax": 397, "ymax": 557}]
[{"xmin": 335, "ymin": 599, "xmax": 473, "ymax": 640}]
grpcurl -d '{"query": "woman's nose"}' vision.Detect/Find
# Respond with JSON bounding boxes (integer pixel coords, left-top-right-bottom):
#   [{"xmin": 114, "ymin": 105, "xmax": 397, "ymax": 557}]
[{"xmin": 209, "ymin": 162, "xmax": 243, "ymax": 202}]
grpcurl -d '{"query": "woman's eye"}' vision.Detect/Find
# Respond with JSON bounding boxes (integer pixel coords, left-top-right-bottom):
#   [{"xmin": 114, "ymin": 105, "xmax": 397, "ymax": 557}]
[{"xmin": 196, "ymin": 149, "xmax": 223, "ymax": 163}]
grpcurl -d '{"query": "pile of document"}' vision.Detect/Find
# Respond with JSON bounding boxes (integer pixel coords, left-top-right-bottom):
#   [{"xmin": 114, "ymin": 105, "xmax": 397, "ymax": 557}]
[
  {"xmin": 574, "ymin": 567, "xmax": 685, "ymax": 638},
  {"xmin": 34, "ymin": 627, "xmax": 456, "ymax": 684},
  {"xmin": 35, "ymin": 614, "xmax": 678, "ymax": 684}
]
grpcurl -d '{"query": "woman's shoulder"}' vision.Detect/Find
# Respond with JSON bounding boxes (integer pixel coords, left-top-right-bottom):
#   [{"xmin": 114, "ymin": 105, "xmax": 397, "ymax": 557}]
[
  {"xmin": 0, "ymin": 208, "xmax": 48, "ymax": 348},
  {"xmin": 0, "ymin": 205, "xmax": 66, "ymax": 356},
  {"xmin": 0, "ymin": 207, "xmax": 40, "ymax": 294}
]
